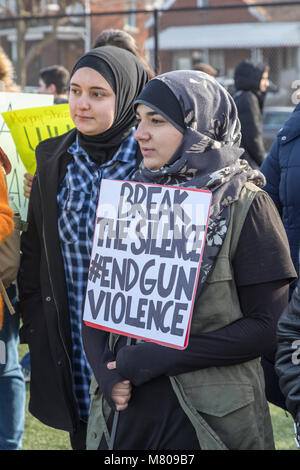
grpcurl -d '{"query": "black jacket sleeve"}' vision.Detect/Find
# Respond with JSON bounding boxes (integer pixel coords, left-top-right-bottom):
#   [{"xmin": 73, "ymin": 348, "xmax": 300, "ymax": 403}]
[
  {"xmin": 81, "ymin": 322, "xmax": 127, "ymax": 410},
  {"xmin": 276, "ymin": 280, "xmax": 300, "ymax": 423},
  {"xmin": 18, "ymin": 176, "xmax": 43, "ymax": 340},
  {"xmin": 115, "ymin": 280, "xmax": 288, "ymax": 386},
  {"xmin": 113, "ymin": 193, "xmax": 294, "ymax": 386}
]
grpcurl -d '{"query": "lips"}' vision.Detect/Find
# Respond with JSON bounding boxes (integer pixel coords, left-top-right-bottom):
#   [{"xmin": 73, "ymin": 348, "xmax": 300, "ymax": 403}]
[
  {"xmin": 76, "ymin": 115, "xmax": 93, "ymax": 120},
  {"xmin": 141, "ymin": 148, "xmax": 154, "ymax": 156}
]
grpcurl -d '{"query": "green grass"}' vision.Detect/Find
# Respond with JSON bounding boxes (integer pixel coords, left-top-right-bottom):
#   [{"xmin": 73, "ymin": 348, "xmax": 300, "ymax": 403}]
[
  {"xmin": 19, "ymin": 344, "xmax": 71, "ymax": 450},
  {"xmin": 19, "ymin": 345, "xmax": 298, "ymax": 450},
  {"xmin": 22, "ymin": 385, "xmax": 71, "ymax": 450},
  {"xmin": 270, "ymin": 403, "xmax": 297, "ymax": 450}
]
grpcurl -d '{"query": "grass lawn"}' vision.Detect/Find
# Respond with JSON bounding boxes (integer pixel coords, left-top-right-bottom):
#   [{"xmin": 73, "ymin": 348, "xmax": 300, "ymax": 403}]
[{"xmin": 19, "ymin": 345, "xmax": 298, "ymax": 451}]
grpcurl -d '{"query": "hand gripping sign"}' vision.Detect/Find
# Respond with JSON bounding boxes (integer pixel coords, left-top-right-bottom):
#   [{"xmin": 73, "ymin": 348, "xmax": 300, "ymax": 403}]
[{"xmin": 83, "ymin": 179, "xmax": 212, "ymax": 350}]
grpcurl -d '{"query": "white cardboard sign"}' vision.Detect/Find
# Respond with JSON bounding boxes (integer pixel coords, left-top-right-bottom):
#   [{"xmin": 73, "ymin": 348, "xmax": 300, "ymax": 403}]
[{"xmin": 83, "ymin": 179, "xmax": 212, "ymax": 349}]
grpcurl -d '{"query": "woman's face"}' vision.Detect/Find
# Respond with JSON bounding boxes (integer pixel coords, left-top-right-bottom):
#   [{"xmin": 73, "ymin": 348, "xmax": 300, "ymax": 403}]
[
  {"xmin": 68, "ymin": 67, "xmax": 116, "ymax": 135},
  {"xmin": 134, "ymin": 104, "xmax": 184, "ymax": 171},
  {"xmin": 259, "ymin": 70, "xmax": 269, "ymax": 93}
]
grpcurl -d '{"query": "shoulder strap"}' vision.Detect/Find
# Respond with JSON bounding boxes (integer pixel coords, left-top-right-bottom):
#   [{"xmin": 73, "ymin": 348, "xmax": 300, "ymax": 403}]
[{"xmin": 229, "ymin": 182, "xmax": 262, "ymax": 260}]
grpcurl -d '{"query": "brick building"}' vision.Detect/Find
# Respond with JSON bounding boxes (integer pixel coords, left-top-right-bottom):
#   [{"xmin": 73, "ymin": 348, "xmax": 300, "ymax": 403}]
[
  {"xmin": 0, "ymin": 0, "xmax": 156, "ymax": 88},
  {"xmin": 0, "ymin": 0, "xmax": 300, "ymax": 101},
  {"xmin": 144, "ymin": 0, "xmax": 300, "ymax": 104}
]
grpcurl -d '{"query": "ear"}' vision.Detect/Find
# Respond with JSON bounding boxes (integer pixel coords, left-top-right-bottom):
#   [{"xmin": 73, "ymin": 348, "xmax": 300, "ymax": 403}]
[{"xmin": 49, "ymin": 83, "xmax": 57, "ymax": 94}]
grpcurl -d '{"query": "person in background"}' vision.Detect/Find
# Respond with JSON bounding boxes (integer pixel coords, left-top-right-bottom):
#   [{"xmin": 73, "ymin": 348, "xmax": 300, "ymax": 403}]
[
  {"xmin": 18, "ymin": 46, "xmax": 148, "ymax": 450},
  {"xmin": 193, "ymin": 61, "xmax": 217, "ymax": 77},
  {"xmin": 233, "ymin": 59, "xmax": 269, "ymax": 169},
  {"xmin": 260, "ymin": 102, "xmax": 300, "ymax": 295},
  {"xmin": 92, "ymin": 28, "xmax": 155, "ymax": 79},
  {"xmin": 83, "ymin": 70, "xmax": 296, "ymax": 450},
  {"xmin": 0, "ymin": 48, "xmax": 20, "ymax": 93},
  {"xmin": 0, "ymin": 48, "xmax": 25, "ymax": 451},
  {"xmin": 38, "ymin": 65, "xmax": 70, "ymax": 104},
  {"xmin": 276, "ymin": 277, "xmax": 300, "ymax": 447}
]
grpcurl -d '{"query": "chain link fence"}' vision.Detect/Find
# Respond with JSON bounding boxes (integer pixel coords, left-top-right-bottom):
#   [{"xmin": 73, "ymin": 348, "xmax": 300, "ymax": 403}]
[{"xmin": 0, "ymin": 1, "xmax": 300, "ymax": 107}]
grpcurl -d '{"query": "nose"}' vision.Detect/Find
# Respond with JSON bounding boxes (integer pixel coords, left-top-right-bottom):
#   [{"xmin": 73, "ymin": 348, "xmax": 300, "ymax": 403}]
[
  {"xmin": 134, "ymin": 121, "xmax": 150, "ymax": 142},
  {"xmin": 77, "ymin": 92, "xmax": 90, "ymax": 109}
]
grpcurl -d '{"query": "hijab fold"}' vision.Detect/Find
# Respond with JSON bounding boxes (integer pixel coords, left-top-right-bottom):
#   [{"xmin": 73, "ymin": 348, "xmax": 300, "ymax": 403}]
[
  {"xmin": 70, "ymin": 45, "xmax": 148, "ymax": 164},
  {"xmin": 132, "ymin": 70, "xmax": 266, "ymax": 293}
]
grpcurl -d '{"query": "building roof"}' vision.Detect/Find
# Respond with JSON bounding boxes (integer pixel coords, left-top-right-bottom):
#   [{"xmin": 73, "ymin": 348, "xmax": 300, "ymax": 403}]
[
  {"xmin": 144, "ymin": 21, "xmax": 300, "ymax": 50},
  {"xmin": 246, "ymin": 0, "xmax": 300, "ymax": 22}
]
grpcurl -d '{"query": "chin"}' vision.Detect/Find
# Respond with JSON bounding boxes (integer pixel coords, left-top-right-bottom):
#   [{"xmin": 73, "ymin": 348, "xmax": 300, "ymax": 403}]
[{"xmin": 77, "ymin": 126, "xmax": 96, "ymax": 135}]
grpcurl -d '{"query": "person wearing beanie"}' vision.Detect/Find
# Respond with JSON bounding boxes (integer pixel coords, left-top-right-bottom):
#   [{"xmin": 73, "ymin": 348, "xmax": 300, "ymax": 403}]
[
  {"xmin": 233, "ymin": 59, "xmax": 269, "ymax": 168},
  {"xmin": 17, "ymin": 46, "xmax": 148, "ymax": 450}
]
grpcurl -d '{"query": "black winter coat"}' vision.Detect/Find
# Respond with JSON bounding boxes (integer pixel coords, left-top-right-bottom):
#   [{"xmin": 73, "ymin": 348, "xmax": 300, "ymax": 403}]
[
  {"xmin": 18, "ymin": 129, "xmax": 82, "ymax": 433},
  {"xmin": 276, "ymin": 277, "xmax": 300, "ymax": 425},
  {"xmin": 233, "ymin": 60, "xmax": 267, "ymax": 168},
  {"xmin": 18, "ymin": 128, "xmax": 142, "ymax": 432}
]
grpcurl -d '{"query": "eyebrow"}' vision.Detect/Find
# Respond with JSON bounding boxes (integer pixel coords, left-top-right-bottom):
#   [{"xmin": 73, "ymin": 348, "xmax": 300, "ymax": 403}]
[
  {"xmin": 136, "ymin": 110, "xmax": 162, "ymax": 117},
  {"xmin": 70, "ymin": 82, "xmax": 108, "ymax": 91}
]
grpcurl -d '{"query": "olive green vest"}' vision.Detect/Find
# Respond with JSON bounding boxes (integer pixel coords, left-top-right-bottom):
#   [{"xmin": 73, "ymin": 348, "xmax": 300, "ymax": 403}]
[{"xmin": 86, "ymin": 182, "xmax": 275, "ymax": 450}]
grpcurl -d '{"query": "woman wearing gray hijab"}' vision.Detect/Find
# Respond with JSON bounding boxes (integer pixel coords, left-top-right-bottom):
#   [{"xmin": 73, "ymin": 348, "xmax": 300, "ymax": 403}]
[{"xmin": 85, "ymin": 70, "xmax": 296, "ymax": 450}]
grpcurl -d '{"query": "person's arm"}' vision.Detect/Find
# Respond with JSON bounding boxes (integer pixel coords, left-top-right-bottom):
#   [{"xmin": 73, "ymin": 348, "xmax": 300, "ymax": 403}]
[
  {"xmin": 81, "ymin": 322, "xmax": 130, "ymax": 410},
  {"xmin": 111, "ymin": 280, "xmax": 288, "ymax": 386},
  {"xmin": 276, "ymin": 281, "xmax": 300, "ymax": 422},
  {"xmin": 23, "ymin": 173, "xmax": 34, "ymax": 199},
  {"xmin": 0, "ymin": 166, "xmax": 13, "ymax": 243},
  {"xmin": 260, "ymin": 138, "xmax": 282, "ymax": 215},
  {"xmin": 111, "ymin": 192, "xmax": 295, "ymax": 386}
]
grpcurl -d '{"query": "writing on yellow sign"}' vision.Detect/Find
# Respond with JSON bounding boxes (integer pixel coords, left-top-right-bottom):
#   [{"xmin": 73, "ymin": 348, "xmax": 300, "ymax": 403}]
[{"xmin": 1, "ymin": 103, "xmax": 75, "ymax": 174}]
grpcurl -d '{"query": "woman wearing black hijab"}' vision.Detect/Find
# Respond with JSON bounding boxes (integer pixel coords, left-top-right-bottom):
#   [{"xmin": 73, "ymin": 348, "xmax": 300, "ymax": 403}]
[{"xmin": 17, "ymin": 46, "xmax": 148, "ymax": 449}]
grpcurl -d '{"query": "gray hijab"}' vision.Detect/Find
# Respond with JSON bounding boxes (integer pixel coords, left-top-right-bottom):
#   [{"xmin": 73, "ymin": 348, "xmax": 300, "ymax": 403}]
[{"xmin": 132, "ymin": 70, "xmax": 265, "ymax": 290}]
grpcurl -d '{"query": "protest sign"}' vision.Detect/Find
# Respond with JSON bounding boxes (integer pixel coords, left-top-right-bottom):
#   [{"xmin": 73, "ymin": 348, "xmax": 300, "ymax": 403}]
[
  {"xmin": 83, "ymin": 179, "xmax": 212, "ymax": 350},
  {"xmin": 2, "ymin": 103, "xmax": 75, "ymax": 175},
  {"xmin": 0, "ymin": 92, "xmax": 53, "ymax": 219}
]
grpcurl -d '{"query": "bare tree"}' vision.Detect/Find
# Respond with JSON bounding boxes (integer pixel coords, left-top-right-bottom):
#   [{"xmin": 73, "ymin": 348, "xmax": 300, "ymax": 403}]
[{"xmin": 0, "ymin": 0, "xmax": 84, "ymax": 88}]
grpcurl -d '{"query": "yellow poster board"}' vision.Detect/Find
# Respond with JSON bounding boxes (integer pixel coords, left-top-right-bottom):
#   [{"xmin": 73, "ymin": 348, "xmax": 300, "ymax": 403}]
[
  {"xmin": 0, "ymin": 92, "xmax": 53, "ymax": 219},
  {"xmin": 2, "ymin": 103, "xmax": 75, "ymax": 175}
]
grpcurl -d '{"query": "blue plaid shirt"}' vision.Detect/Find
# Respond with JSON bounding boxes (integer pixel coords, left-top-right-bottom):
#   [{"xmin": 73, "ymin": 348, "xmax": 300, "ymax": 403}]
[{"xmin": 57, "ymin": 129, "xmax": 137, "ymax": 421}]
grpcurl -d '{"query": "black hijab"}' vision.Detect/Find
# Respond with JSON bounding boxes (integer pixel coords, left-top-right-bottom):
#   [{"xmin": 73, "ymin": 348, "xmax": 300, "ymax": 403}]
[{"xmin": 70, "ymin": 45, "xmax": 148, "ymax": 164}]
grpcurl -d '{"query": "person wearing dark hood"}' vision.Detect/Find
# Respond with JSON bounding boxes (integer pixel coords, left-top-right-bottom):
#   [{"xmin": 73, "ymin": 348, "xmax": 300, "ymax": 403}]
[
  {"xmin": 17, "ymin": 46, "xmax": 148, "ymax": 450},
  {"xmin": 83, "ymin": 70, "xmax": 296, "ymax": 450},
  {"xmin": 233, "ymin": 60, "xmax": 269, "ymax": 169}
]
